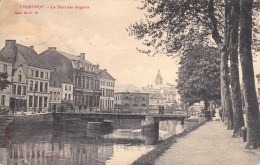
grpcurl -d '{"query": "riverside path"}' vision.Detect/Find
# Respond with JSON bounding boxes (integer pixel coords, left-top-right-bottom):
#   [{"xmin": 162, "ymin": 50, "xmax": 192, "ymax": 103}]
[{"xmin": 155, "ymin": 121, "xmax": 260, "ymax": 165}]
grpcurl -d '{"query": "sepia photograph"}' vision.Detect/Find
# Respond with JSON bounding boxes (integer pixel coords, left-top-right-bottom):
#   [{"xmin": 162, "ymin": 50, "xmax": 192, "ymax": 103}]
[{"xmin": 1, "ymin": 0, "xmax": 260, "ymax": 164}]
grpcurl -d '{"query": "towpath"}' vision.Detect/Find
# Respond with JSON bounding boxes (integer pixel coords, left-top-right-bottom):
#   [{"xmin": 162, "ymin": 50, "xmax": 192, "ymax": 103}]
[{"xmin": 155, "ymin": 121, "xmax": 260, "ymax": 165}]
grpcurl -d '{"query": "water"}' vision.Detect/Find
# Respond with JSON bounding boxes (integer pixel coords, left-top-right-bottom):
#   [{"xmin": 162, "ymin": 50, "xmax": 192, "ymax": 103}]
[{"xmin": 0, "ymin": 119, "xmax": 184, "ymax": 165}]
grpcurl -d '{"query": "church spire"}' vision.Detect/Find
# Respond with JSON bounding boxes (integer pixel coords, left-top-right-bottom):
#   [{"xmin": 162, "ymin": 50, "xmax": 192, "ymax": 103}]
[{"xmin": 155, "ymin": 69, "xmax": 163, "ymax": 85}]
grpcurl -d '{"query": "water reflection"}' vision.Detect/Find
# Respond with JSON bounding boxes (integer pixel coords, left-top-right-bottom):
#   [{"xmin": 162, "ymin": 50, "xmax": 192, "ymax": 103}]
[{"xmin": 0, "ymin": 119, "xmax": 184, "ymax": 165}]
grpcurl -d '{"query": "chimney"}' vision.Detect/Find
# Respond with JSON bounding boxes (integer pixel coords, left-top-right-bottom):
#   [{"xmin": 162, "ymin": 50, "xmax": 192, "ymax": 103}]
[
  {"xmin": 80, "ymin": 53, "xmax": 85, "ymax": 61},
  {"xmin": 5, "ymin": 40, "xmax": 16, "ymax": 60},
  {"xmin": 104, "ymin": 69, "xmax": 107, "ymax": 72},
  {"xmin": 30, "ymin": 46, "xmax": 34, "ymax": 49},
  {"xmin": 48, "ymin": 47, "xmax": 56, "ymax": 50}
]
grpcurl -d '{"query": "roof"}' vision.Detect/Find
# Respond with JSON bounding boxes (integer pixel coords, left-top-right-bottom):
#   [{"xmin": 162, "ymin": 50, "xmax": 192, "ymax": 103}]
[
  {"xmin": 50, "ymin": 70, "xmax": 73, "ymax": 87},
  {"xmin": 57, "ymin": 50, "xmax": 93, "ymax": 65},
  {"xmin": 39, "ymin": 49, "xmax": 74, "ymax": 81},
  {"xmin": 57, "ymin": 73, "xmax": 73, "ymax": 84},
  {"xmin": 100, "ymin": 69, "xmax": 115, "ymax": 80},
  {"xmin": 115, "ymin": 84, "xmax": 147, "ymax": 93},
  {"xmin": 0, "ymin": 48, "xmax": 13, "ymax": 63},
  {"xmin": 0, "ymin": 43, "xmax": 49, "ymax": 69}
]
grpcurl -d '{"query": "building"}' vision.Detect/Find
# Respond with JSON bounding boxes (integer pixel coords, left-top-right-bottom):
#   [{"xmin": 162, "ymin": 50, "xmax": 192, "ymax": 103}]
[
  {"xmin": 10, "ymin": 64, "xmax": 27, "ymax": 112},
  {"xmin": 0, "ymin": 57, "xmax": 12, "ymax": 109},
  {"xmin": 99, "ymin": 69, "xmax": 116, "ymax": 111},
  {"xmin": 114, "ymin": 84, "xmax": 149, "ymax": 113},
  {"xmin": 143, "ymin": 70, "xmax": 182, "ymax": 109},
  {"xmin": 149, "ymin": 93, "xmax": 166, "ymax": 110},
  {"xmin": 0, "ymin": 40, "xmax": 51, "ymax": 112},
  {"xmin": 39, "ymin": 47, "xmax": 101, "ymax": 111},
  {"xmin": 48, "ymin": 69, "xmax": 74, "ymax": 111}
]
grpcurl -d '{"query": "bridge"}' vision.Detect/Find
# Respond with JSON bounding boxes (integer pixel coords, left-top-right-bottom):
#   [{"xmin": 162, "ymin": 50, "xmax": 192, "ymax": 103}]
[{"xmin": 52, "ymin": 112, "xmax": 186, "ymax": 123}]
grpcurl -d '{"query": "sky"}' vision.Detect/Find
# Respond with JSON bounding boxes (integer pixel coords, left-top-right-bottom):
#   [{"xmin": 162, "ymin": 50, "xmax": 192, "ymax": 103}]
[{"xmin": 0, "ymin": 0, "xmax": 260, "ymax": 88}]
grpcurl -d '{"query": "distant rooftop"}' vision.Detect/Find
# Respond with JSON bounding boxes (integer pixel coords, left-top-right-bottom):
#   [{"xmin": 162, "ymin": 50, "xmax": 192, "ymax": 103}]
[{"xmin": 115, "ymin": 84, "xmax": 147, "ymax": 93}]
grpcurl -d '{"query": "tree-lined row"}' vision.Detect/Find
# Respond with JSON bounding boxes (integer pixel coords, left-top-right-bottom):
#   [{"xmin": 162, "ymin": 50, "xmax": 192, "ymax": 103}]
[{"xmin": 128, "ymin": 0, "xmax": 260, "ymax": 149}]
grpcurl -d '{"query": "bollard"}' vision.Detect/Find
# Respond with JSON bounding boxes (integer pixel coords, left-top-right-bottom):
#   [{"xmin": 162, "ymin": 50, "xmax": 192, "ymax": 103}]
[{"xmin": 241, "ymin": 126, "xmax": 247, "ymax": 142}]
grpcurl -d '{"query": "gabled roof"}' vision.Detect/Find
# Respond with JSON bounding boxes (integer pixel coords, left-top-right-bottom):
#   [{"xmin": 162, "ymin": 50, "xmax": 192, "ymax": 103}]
[
  {"xmin": 100, "ymin": 69, "xmax": 115, "ymax": 80},
  {"xmin": 0, "ymin": 43, "xmax": 49, "ymax": 69},
  {"xmin": 39, "ymin": 49, "xmax": 74, "ymax": 81},
  {"xmin": 57, "ymin": 73, "xmax": 73, "ymax": 84},
  {"xmin": 57, "ymin": 50, "xmax": 93, "ymax": 65},
  {"xmin": 0, "ymin": 48, "xmax": 13, "ymax": 63},
  {"xmin": 49, "ymin": 70, "xmax": 73, "ymax": 87}
]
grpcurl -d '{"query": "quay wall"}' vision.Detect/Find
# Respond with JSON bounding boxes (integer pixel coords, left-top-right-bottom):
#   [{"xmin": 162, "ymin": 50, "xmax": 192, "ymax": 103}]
[{"xmin": 12, "ymin": 113, "xmax": 54, "ymax": 124}]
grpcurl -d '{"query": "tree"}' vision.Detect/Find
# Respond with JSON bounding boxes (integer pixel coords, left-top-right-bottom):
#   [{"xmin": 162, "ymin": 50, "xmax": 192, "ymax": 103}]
[
  {"xmin": 0, "ymin": 72, "xmax": 10, "ymax": 91},
  {"xmin": 229, "ymin": 0, "xmax": 245, "ymax": 137},
  {"xmin": 177, "ymin": 45, "xmax": 221, "ymax": 111},
  {"xmin": 128, "ymin": 0, "xmax": 234, "ymax": 129},
  {"xmin": 128, "ymin": 0, "xmax": 260, "ymax": 148},
  {"xmin": 239, "ymin": 0, "xmax": 260, "ymax": 149}
]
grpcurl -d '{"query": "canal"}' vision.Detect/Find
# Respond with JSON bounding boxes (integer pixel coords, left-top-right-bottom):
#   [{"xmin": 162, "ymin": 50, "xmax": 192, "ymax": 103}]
[{"xmin": 0, "ymin": 119, "xmax": 186, "ymax": 165}]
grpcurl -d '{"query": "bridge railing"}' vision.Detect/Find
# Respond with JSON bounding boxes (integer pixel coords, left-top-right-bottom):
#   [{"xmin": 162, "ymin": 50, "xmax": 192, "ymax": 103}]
[{"xmin": 57, "ymin": 108, "xmax": 188, "ymax": 116}]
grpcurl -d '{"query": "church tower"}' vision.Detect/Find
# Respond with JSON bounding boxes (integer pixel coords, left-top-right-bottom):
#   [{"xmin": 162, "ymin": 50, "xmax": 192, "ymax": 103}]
[{"xmin": 155, "ymin": 69, "xmax": 163, "ymax": 85}]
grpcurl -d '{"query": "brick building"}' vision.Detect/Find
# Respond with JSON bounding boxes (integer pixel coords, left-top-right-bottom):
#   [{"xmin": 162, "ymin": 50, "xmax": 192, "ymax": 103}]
[{"xmin": 39, "ymin": 47, "xmax": 101, "ymax": 111}]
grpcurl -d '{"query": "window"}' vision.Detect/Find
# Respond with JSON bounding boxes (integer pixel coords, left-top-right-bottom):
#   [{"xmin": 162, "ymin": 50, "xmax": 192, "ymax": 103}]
[
  {"xmin": 141, "ymin": 104, "xmax": 147, "ymax": 107},
  {"xmin": 57, "ymin": 92, "xmax": 60, "ymax": 100},
  {"xmin": 3, "ymin": 64, "xmax": 7, "ymax": 73},
  {"xmin": 65, "ymin": 93, "xmax": 67, "ymax": 100},
  {"xmin": 40, "ymin": 82, "xmax": 43, "ymax": 92},
  {"xmin": 68, "ymin": 94, "xmax": 71, "ymax": 101},
  {"xmin": 44, "ymin": 83, "xmax": 48, "ymax": 92},
  {"xmin": 29, "ymin": 96, "xmax": 33, "ymax": 107},
  {"xmin": 50, "ymin": 92, "xmax": 53, "ymax": 100},
  {"xmin": 18, "ymin": 75, "xmax": 22, "ymax": 82},
  {"xmin": 54, "ymin": 92, "xmax": 56, "ymax": 100},
  {"xmin": 65, "ymin": 85, "xmax": 68, "ymax": 91},
  {"xmin": 17, "ymin": 85, "xmax": 22, "ymax": 95},
  {"xmin": 23, "ymin": 86, "xmax": 26, "ymax": 95},
  {"xmin": 45, "ymin": 72, "xmax": 49, "ymax": 79},
  {"xmin": 44, "ymin": 97, "xmax": 48, "ymax": 107},
  {"xmin": 34, "ymin": 81, "xmax": 38, "ymax": 91},
  {"xmin": 133, "ymin": 104, "xmax": 138, "ymax": 107},
  {"xmin": 69, "ymin": 86, "xmax": 71, "ymax": 91},
  {"xmin": 29, "ymin": 81, "xmax": 33, "ymax": 91},
  {"xmin": 39, "ymin": 96, "xmax": 42, "ymax": 107},
  {"xmin": 12, "ymin": 85, "xmax": 16, "ymax": 95},
  {"xmin": 34, "ymin": 96, "xmax": 38, "ymax": 107},
  {"xmin": 40, "ymin": 72, "xmax": 44, "ymax": 78},
  {"xmin": 35, "ymin": 71, "xmax": 39, "ymax": 77},
  {"xmin": 30, "ymin": 70, "xmax": 34, "ymax": 77},
  {"xmin": 1, "ymin": 95, "xmax": 5, "ymax": 105}
]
